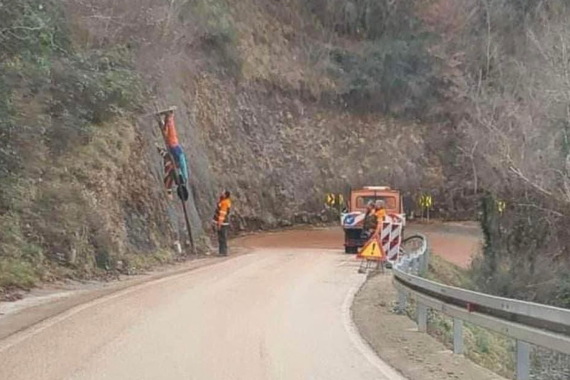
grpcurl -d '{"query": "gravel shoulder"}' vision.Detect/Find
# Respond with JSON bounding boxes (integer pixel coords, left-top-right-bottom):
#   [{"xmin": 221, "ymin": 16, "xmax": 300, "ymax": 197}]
[
  {"xmin": 352, "ymin": 220, "xmax": 505, "ymax": 380},
  {"xmin": 352, "ymin": 272, "xmax": 506, "ymax": 380}
]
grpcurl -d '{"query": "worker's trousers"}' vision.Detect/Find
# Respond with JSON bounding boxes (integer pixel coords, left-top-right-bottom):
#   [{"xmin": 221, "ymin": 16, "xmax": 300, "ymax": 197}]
[
  {"xmin": 218, "ymin": 225, "xmax": 228, "ymax": 256},
  {"xmin": 169, "ymin": 145, "xmax": 189, "ymax": 184}
]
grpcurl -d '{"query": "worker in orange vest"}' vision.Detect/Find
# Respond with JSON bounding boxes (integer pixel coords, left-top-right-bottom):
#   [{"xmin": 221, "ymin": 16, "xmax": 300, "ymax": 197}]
[
  {"xmin": 368, "ymin": 200, "xmax": 387, "ymax": 235},
  {"xmin": 212, "ymin": 190, "xmax": 232, "ymax": 256},
  {"xmin": 374, "ymin": 200, "xmax": 387, "ymax": 221}
]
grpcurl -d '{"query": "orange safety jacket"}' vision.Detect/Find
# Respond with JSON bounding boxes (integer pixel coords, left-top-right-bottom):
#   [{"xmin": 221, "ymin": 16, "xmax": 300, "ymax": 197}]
[
  {"xmin": 374, "ymin": 208, "xmax": 386, "ymax": 220},
  {"xmin": 163, "ymin": 114, "xmax": 180, "ymax": 147},
  {"xmin": 213, "ymin": 197, "xmax": 232, "ymax": 227},
  {"xmin": 369, "ymin": 208, "xmax": 386, "ymax": 233}
]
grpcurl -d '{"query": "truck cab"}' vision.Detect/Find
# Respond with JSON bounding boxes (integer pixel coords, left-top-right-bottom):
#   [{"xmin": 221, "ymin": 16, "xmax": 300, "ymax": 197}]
[{"xmin": 341, "ymin": 186, "xmax": 404, "ymax": 253}]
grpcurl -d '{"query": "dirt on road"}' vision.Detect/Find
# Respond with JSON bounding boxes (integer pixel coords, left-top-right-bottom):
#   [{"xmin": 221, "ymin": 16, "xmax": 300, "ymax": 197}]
[
  {"xmin": 409, "ymin": 222, "xmax": 482, "ymax": 269},
  {"xmin": 237, "ymin": 221, "xmax": 483, "ymax": 269}
]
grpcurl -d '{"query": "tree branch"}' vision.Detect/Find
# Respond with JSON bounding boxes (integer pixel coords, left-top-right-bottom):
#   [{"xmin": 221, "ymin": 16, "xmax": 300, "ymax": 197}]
[
  {"xmin": 515, "ymin": 203, "xmax": 567, "ymax": 218},
  {"xmin": 508, "ymin": 165, "xmax": 554, "ymax": 197}
]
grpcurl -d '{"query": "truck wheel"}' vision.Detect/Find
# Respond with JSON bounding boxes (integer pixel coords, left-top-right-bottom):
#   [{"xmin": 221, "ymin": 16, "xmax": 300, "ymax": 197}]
[
  {"xmin": 344, "ymin": 229, "xmax": 362, "ymax": 254},
  {"xmin": 345, "ymin": 246, "xmax": 358, "ymax": 254}
]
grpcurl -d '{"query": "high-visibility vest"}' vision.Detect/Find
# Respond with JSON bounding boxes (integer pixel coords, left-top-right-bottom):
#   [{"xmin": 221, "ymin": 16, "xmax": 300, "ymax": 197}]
[
  {"xmin": 374, "ymin": 208, "xmax": 386, "ymax": 220},
  {"xmin": 213, "ymin": 198, "xmax": 232, "ymax": 226},
  {"xmin": 163, "ymin": 114, "xmax": 180, "ymax": 147}
]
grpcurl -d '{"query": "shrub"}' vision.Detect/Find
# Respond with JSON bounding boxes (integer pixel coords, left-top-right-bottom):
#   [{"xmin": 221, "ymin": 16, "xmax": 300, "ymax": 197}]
[
  {"xmin": 180, "ymin": 0, "xmax": 242, "ymax": 76},
  {"xmin": 0, "ymin": 0, "xmax": 145, "ymax": 291},
  {"xmin": 330, "ymin": 36, "xmax": 439, "ymax": 116},
  {"xmin": 304, "ymin": 0, "xmax": 418, "ymax": 40}
]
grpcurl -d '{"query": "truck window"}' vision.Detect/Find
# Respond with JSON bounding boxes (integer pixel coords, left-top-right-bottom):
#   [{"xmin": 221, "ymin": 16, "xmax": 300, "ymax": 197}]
[{"xmin": 356, "ymin": 196, "xmax": 397, "ymax": 209}]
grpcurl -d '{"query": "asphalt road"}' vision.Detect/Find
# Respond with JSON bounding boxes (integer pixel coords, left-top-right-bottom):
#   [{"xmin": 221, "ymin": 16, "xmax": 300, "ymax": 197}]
[{"xmin": 0, "ymin": 246, "xmax": 405, "ymax": 380}]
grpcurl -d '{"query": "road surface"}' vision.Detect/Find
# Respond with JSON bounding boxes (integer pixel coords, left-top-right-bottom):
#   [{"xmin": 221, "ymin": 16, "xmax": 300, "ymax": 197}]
[{"xmin": 0, "ymin": 244, "xmax": 405, "ymax": 380}]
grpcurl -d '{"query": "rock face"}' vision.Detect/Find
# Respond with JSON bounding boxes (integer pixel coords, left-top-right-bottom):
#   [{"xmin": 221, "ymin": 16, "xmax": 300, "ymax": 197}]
[
  {"xmin": 1, "ymin": 0, "xmax": 456, "ymax": 289},
  {"xmin": 151, "ymin": 78, "xmax": 430, "ymax": 240},
  {"xmin": 69, "ymin": 0, "xmax": 448, "ymax": 256}
]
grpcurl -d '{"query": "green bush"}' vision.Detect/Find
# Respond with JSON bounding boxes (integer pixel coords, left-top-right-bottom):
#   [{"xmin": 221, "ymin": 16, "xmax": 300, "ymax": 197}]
[
  {"xmin": 471, "ymin": 192, "xmax": 570, "ymax": 307},
  {"xmin": 180, "ymin": 0, "xmax": 241, "ymax": 76},
  {"xmin": 47, "ymin": 49, "xmax": 143, "ymax": 153},
  {"xmin": 330, "ymin": 36, "xmax": 438, "ymax": 116},
  {"xmin": 304, "ymin": 0, "xmax": 418, "ymax": 40},
  {"xmin": 0, "ymin": 0, "xmax": 145, "ymax": 291},
  {"xmin": 0, "ymin": 0, "xmax": 70, "ymax": 59},
  {"xmin": 0, "ymin": 0, "xmax": 143, "ymax": 154},
  {"xmin": 0, "ymin": 258, "xmax": 40, "ymax": 290},
  {"xmin": 302, "ymin": 0, "xmax": 439, "ymax": 116}
]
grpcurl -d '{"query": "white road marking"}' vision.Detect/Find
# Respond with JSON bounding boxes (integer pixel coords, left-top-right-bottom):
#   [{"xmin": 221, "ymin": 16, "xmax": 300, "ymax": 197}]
[{"xmin": 342, "ymin": 274, "xmax": 408, "ymax": 380}]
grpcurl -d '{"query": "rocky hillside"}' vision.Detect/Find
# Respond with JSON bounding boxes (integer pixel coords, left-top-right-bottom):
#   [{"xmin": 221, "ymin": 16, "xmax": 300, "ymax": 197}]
[
  {"xmin": 4, "ymin": 0, "xmax": 568, "ymax": 307},
  {"xmin": 0, "ymin": 0, "xmax": 447, "ymax": 293}
]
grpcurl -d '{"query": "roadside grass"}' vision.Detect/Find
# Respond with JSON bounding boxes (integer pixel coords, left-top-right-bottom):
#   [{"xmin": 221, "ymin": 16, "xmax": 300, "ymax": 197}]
[
  {"xmin": 425, "ymin": 308, "xmax": 516, "ymax": 379},
  {"xmin": 121, "ymin": 249, "xmax": 175, "ymax": 275},
  {"xmin": 427, "ymin": 254, "xmax": 473, "ymax": 289},
  {"xmin": 0, "ymin": 258, "xmax": 40, "ymax": 291}
]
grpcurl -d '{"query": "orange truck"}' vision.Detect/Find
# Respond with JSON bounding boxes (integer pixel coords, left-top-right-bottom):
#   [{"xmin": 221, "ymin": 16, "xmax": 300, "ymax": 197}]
[{"xmin": 340, "ymin": 186, "xmax": 405, "ymax": 253}]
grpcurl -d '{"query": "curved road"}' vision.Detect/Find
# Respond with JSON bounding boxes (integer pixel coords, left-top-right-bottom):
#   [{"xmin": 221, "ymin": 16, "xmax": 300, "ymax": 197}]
[{"xmin": 0, "ymin": 243, "xmax": 405, "ymax": 379}]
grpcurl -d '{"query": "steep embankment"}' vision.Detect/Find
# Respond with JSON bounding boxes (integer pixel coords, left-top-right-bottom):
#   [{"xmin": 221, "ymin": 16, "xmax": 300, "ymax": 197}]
[{"xmin": 0, "ymin": 0, "xmax": 446, "ymax": 294}]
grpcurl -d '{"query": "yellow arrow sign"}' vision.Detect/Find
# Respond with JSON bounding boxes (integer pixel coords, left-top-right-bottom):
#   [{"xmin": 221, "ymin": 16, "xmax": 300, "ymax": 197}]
[
  {"xmin": 358, "ymin": 237, "xmax": 384, "ymax": 260},
  {"xmin": 419, "ymin": 194, "xmax": 433, "ymax": 208},
  {"xmin": 325, "ymin": 193, "xmax": 334, "ymax": 206},
  {"xmin": 497, "ymin": 200, "xmax": 506, "ymax": 214}
]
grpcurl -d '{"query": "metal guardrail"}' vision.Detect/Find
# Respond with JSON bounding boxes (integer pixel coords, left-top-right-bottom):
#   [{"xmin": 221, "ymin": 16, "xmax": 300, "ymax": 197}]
[{"xmin": 393, "ymin": 235, "xmax": 570, "ymax": 380}]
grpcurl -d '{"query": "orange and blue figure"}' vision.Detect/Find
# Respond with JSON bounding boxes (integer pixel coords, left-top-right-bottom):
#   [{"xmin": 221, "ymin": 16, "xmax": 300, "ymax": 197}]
[{"xmin": 159, "ymin": 110, "xmax": 189, "ymax": 185}]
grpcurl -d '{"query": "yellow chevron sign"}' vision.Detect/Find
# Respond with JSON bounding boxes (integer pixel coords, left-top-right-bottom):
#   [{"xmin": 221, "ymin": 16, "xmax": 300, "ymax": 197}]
[
  {"xmin": 325, "ymin": 193, "xmax": 344, "ymax": 207},
  {"xmin": 325, "ymin": 193, "xmax": 335, "ymax": 206},
  {"xmin": 497, "ymin": 200, "xmax": 506, "ymax": 214},
  {"xmin": 419, "ymin": 194, "xmax": 433, "ymax": 209}
]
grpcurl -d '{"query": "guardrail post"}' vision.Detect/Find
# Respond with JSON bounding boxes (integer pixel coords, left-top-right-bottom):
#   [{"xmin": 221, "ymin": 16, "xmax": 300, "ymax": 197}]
[
  {"xmin": 420, "ymin": 249, "xmax": 430, "ymax": 276},
  {"xmin": 413, "ymin": 256, "xmax": 420, "ymax": 275},
  {"xmin": 516, "ymin": 341, "xmax": 530, "ymax": 380},
  {"xmin": 453, "ymin": 318, "xmax": 463, "ymax": 354},
  {"xmin": 396, "ymin": 290, "xmax": 407, "ymax": 314},
  {"xmin": 401, "ymin": 258, "xmax": 410, "ymax": 273},
  {"xmin": 417, "ymin": 303, "xmax": 428, "ymax": 332},
  {"xmin": 394, "ymin": 234, "xmax": 570, "ymax": 375}
]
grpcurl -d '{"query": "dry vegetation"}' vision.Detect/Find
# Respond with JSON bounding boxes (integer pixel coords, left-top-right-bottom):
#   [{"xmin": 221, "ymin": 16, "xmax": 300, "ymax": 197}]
[
  {"xmin": 436, "ymin": 0, "xmax": 570, "ymax": 307},
  {"xmin": 1, "ymin": 0, "xmax": 569, "ymax": 313}
]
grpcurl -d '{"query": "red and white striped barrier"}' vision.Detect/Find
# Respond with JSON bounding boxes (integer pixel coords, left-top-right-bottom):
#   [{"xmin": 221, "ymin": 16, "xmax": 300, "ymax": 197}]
[{"xmin": 382, "ymin": 214, "xmax": 404, "ymax": 262}]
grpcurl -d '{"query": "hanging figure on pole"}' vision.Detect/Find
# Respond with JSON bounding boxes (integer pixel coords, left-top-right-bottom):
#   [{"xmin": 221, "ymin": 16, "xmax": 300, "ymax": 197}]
[
  {"xmin": 155, "ymin": 108, "xmax": 189, "ymax": 202},
  {"xmin": 152, "ymin": 106, "xmax": 195, "ymax": 254}
]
